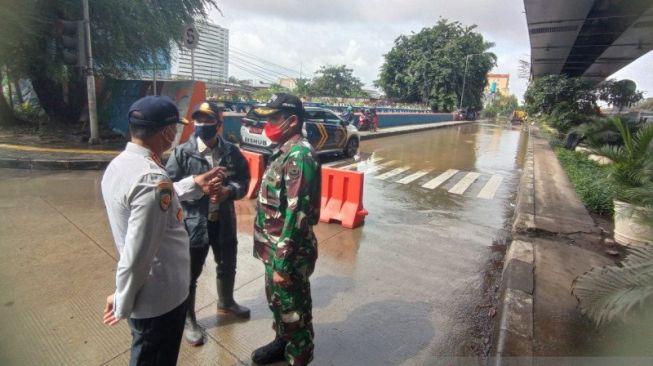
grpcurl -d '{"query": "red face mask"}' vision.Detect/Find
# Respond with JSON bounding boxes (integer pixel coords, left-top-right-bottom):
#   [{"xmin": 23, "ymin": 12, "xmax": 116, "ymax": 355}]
[{"xmin": 265, "ymin": 116, "xmax": 291, "ymax": 142}]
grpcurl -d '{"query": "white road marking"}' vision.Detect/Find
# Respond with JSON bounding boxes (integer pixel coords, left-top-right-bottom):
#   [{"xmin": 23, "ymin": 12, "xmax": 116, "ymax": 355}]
[
  {"xmin": 422, "ymin": 169, "xmax": 459, "ymax": 189},
  {"xmin": 322, "ymin": 160, "xmax": 349, "ymax": 167},
  {"xmin": 376, "ymin": 166, "xmax": 410, "ymax": 180},
  {"xmin": 477, "ymin": 175, "xmax": 503, "ymax": 199},
  {"xmin": 449, "ymin": 172, "xmax": 481, "ymax": 195},
  {"xmin": 363, "ymin": 160, "xmax": 398, "ymax": 173},
  {"xmin": 396, "ymin": 170, "xmax": 431, "ymax": 184},
  {"xmin": 339, "ymin": 161, "xmax": 364, "ymax": 170}
]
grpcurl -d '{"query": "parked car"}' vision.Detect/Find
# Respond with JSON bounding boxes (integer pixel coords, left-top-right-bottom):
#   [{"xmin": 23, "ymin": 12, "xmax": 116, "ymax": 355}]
[{"xmin": 240, "ymin": 106, "xmax": 361, "ymax": 159}]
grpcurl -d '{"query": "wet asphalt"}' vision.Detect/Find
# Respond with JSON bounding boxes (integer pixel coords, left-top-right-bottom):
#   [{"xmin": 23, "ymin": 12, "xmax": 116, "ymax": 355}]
[{"xmin": 0, "ymin": 121, "xmax": 529, "ymax": 365}]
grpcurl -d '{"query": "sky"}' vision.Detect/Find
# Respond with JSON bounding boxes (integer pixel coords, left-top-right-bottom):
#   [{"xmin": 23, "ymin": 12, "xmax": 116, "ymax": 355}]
[{"xmin": 208, "ymin": 0, "xmax": 653, "ymax": 101}]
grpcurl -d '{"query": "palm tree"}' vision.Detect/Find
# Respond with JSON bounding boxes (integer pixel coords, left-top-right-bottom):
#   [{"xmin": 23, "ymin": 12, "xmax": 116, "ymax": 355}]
[
  {"xmin": 572, "ymin": 118, "xmax": 653, "ymax": 325},
  {"xmin": 572, "ymin": 244, "xmax": 653, "ymax": 326},
  {"xmin": 600, "ymin": 117, "xmax": 653, "ymax": 227}
]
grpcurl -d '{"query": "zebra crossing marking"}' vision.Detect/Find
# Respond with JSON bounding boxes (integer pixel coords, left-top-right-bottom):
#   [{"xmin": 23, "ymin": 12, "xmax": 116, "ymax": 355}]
[
  {"xmin": 397, "ymin": 170, "xmax": 431, "ymax": 184},
  {"xmin": 339, "ymin": 161, "xmax": 364, "ymax": 170},
  {"xmin": 422, "ymin": 169, "xmax": 459, "ymax": 190},
  {"xmin": 363, "ymin": 160, "xmax": 398, "ymax": 173},
  {"xmin": 376, "ymin": 167, "xmax": 410, "ymax": 180},
  {"xmin": 477, "ymin": 175, "xmax": 503, "ymax": 199},
  {"xmin": 322, "ymin": 160, "xmax": 347, "ymax": 167},
  {"xmin": 449, "ymin": 172, "xmax": 481, "ymax": 194}
]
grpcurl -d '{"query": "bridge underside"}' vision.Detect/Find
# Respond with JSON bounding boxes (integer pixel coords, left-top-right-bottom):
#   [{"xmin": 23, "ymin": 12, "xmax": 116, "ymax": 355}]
[{"xmin": 525, "ymin": 0, "xmax": 653, "ymax": 82}]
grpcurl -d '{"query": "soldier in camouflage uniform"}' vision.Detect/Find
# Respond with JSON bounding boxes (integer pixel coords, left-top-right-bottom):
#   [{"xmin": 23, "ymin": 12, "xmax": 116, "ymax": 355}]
[{"xmin": 250, "ymin": 94, "xmax": 321, "ymax": 366}]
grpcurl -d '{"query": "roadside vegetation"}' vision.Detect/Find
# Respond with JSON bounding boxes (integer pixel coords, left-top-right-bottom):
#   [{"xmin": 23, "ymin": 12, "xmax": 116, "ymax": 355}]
[
  {"xmin": 555, "ymin": 147, "xmax": 615, "ymax": 216},
  {"xmin": 525, "ymin": 73, "xmax": 646, "ymax": 218},
  {"xmin": 525, "ymin": 72, "xmax": 653, "ymax": 327}
]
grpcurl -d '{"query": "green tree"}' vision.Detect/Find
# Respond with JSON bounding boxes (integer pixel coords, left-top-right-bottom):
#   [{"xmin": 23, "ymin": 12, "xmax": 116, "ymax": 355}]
[
  {"xmin": 378, "ymin": 19, "xmax": 496, "ymax": 112},
  {"xmin": 524, "ymin": 74, "xmax": 597, "ymax": 116},
  {"xmin": 0, "ymin": 0, "xmax": 217, "ymax": 124},
  {"xmin": 293, "ymin": 78, "xmax": 312, "ymax": 97},
  {"xmin": 252, "ymin": 83, "xmax": 289, "ymax": 103},
  {"xmin": 310, "ymin": 65, "xmax": 367, "ymax": 98},
  {"xmin": 597, "ymin": 79, "xmax": 644, "ymax": 112},
  {"xmin": 524, "ymin": 74, "xmax": 599, "ymax": 131},
  {"xmin": 482, "ymin": 93, "xmax": 519, "ymax": 119}
]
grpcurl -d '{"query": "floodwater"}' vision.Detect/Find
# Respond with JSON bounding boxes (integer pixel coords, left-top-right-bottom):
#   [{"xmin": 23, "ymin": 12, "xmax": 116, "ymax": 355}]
[
  {"xmin": 314, "ymin": 121, "xmax": 530, "ymax": 364},
  {"xmin": 0, "ymin": 121, "xmax": 530, "ymax": 365}
]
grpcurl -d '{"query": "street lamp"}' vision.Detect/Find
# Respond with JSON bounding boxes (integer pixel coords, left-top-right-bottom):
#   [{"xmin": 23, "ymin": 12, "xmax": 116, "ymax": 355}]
[{"xmin": 459, "ymin": 53, "xmax": 485, "ymax": 112}]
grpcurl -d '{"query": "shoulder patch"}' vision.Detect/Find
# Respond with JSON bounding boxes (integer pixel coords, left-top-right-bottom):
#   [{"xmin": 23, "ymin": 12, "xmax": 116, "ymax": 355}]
[
  {"xmin": 288, "ymin": 164, "xmax": 301, "ymax": 178},
  {"xmin": 157, "ymin": 181, "xmax": 173, "ymax": 211},
  {"xmin": 176, "ymin": 207, "xmax": 183, "ymax": 222}
]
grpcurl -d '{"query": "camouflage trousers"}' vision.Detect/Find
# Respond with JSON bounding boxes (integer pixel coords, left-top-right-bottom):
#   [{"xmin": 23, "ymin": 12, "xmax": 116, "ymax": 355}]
[{"xmin": 264, "ymin": 264, "xmax": 314, "ymax": 365}]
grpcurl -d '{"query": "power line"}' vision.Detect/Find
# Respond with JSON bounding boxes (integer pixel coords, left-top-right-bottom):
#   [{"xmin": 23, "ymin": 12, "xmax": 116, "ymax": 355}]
[
  {"xmin": 228, "ymin": 60, "xmax": 277, "ymax": 84},
  {"xmin": 229, "ymin": 47, "xmax": 304, "ymax": 77},
  {"xmin": 229, "ymin": 62, "xmax": 276, "ymax": 84},
  {"xmin": 229, "ymin": 53, "xmax": 293, "ymax": 80},
  {"xmin": 200, "ymin": 47, "xmax": 277, "ymax": 84},
  {"xmin": 230, "ymin": 47, "xmax": 301, "ymax": 75}
]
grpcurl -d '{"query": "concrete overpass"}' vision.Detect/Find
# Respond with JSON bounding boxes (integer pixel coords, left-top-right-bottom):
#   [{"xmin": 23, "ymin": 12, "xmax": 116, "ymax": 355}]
[{"xmin": 525, "ymin": 0, "xmax": 653, "ymax": 82}]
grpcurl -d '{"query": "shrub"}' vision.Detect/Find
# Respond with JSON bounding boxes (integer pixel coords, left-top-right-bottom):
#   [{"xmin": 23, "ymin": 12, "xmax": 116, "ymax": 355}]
[
  {"xmin": 555, "ymin": 148, "xmax": 616, "ymax": 215},
  {"xmin": 548, "ymin": 102, "xmax": 589, "ymax": 132}
]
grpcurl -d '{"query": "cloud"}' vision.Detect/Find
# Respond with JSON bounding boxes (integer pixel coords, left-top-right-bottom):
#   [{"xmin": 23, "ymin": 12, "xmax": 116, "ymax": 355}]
[{"xmin": 208, "ymin": 0, "xmax": 650, "ymax": 100}]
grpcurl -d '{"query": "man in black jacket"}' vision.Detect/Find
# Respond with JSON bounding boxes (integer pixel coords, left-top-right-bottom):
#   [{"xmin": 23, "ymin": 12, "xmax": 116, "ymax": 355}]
[{"xmin": 166, "ymin": 101, "xmax": 251, "ymax": 346}]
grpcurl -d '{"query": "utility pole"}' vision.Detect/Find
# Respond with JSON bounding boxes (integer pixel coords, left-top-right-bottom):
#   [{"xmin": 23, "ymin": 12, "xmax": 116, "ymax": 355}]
[
  {"xmin": 82, "ymin": 0, "xmax": 99, "ymax": 144},
  {"xmin": 191, "ymin": 49, "xmax": 195, "ymax": 80},
  {"xmin": 459, "ymin": 53, "xmax": 485, "ymax": 112},
  {"xmin": 153, "ymin": 67, "xmax": 157, "ymax": 95}
]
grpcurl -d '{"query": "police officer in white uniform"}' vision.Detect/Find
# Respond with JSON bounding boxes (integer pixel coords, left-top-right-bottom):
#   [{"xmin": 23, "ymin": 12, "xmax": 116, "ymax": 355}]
[{"xmin": 101, "ymin": 96, "xmax": 223, "ymax": 366}]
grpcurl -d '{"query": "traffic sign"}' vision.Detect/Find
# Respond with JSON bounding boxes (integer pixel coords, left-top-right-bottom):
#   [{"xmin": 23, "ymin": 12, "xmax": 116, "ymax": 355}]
[{"xmin": 183, "ymin": 24, "xmax": 200, "ymax": 50}]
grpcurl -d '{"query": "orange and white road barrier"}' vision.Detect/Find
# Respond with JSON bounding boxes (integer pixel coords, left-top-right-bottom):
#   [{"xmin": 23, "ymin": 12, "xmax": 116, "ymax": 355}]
[
  {"xmin": 240, "ymin": 150, "xmax": 264, "ymax": 199},
  {"xmin": 320, "ymin": 166, "xmax": 368, "ymax": 229}
]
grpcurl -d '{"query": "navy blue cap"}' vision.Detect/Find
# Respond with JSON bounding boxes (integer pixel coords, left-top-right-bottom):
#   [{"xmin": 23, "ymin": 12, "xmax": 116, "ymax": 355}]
[
  {"xmin": 191, "ymin": 101, "xmax": 225, "ymax": 120},
  {"xmin": 251, "ymin": 93, "xmax": 304, "ymax": 119},
  {"xmin": 128, "ymin": 96, "xmax": 188, "ymax": 127}
]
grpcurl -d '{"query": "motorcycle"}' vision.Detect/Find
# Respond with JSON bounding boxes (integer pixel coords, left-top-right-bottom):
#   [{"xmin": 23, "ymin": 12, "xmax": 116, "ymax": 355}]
[{"xmin": 357, "ymin": 113, "xmax": 374, "ymax": 131}]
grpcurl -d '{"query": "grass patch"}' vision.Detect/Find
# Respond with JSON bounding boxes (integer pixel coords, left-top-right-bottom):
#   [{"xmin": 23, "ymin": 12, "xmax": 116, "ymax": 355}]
[{"xmin": 555, "ymin": 148, "xmax": 616, "ymax": 216}]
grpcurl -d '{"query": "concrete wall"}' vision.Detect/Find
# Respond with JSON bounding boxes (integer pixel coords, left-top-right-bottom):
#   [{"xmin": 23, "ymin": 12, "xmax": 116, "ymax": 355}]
[{"xmin": 221, "ymin": 112, "xmax": 455, "ymax": 143}]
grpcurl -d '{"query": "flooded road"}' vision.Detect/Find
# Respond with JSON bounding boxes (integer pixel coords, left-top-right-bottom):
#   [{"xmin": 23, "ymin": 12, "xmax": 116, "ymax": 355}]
[
  {"xmin": 315, "ymin": 122, "xmax": 529, "ymax": 364},
  {"xmin": 0, "ymin": 121, "xmax": 529, "ymax": 365}
]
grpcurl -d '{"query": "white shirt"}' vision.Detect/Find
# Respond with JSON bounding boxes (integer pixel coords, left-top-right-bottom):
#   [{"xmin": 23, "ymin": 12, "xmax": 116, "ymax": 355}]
[{"xmin": 101, "ymin": 143, "xmax": 200, "ymax": 319}]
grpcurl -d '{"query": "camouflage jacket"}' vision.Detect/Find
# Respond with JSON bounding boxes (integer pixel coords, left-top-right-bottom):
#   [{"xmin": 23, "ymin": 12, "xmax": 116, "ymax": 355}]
[{"xmin": 253, "ymin": 134, "xmax": 320, "ymax": 274}]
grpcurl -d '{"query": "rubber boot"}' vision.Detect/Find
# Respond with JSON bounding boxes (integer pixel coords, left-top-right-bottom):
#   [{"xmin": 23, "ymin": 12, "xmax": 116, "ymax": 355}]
[
  {"xmin": 217, "ymin": 277, "xmax": 251, "ymax": 318},
  {"xmin": 251, "ymin": 336, "xmax": 287, "ymax": 365},
  {"xmin": 184, "ymin": 288, "xmax": 205, "ymax": 346}
]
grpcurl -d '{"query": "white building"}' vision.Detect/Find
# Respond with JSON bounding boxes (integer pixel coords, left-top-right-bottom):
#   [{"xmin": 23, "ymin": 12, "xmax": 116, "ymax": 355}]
[{"xmin": 170, "ymin": 21, "xmax": 229, "ymax": 82}]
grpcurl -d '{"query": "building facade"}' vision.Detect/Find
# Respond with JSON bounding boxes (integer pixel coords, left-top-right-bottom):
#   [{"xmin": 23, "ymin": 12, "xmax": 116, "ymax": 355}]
[
  {"xmin": 485, "ymin": 73, "xmax": 510, "ymax": 95},
  {"xmin": 170, "ymin": 21, "xmax": 229, "ymax": 82}
]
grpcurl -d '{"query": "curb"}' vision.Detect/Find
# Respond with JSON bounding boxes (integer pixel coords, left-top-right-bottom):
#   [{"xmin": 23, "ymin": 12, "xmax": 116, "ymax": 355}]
[
  {"xmin": 512, "ymin": 128, "xmax": 536, "ymax": 233},
  {"xmin": 0, "ymin": 157, "xmax": 110, "ymax": 170},
  {"xmin": 359, "ymin": 120, "xmax": 476, "ymax": 141},
  {"xmin": 0, "ymin": 120, "xmax": 479, "ymax": 171},
  {"xmin": 494, "ymin": 126, "xmax": 535, "ymax": 366},
  {"xmin": 494, "ymin": 240, "xmax": 535, "ymax": 366}
]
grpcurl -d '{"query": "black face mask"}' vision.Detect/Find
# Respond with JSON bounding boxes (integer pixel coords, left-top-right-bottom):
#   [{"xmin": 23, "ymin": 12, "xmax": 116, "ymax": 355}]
[{"xmin": 194, "ymin": 123, "xmax": 218, "ymax": 140}]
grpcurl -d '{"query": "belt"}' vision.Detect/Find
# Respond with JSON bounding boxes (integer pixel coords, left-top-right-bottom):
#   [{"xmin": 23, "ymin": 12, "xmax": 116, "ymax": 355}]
[{"xmin": 208, "ymin": 211, "xmax": 220, "ymax": 222}]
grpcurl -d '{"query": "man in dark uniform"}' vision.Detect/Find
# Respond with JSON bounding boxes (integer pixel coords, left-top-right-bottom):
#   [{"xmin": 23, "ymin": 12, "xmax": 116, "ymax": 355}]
[
  {"xmin": 166, "ymin": 101, "xmax": 251, "ymax": 346},
  {"xmin": 250, "ymin": 94, "xmax": 321, "ymax": 365}
]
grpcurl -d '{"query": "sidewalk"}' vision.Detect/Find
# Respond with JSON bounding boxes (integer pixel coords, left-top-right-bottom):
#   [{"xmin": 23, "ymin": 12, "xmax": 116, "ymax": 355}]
[
  {"xmin": 494, "ymin": 126, "xmax": 647, "ymax": 365},
  {"xmin": 0, "ymin": 120, "xmax": 477, "ymax": 170}
]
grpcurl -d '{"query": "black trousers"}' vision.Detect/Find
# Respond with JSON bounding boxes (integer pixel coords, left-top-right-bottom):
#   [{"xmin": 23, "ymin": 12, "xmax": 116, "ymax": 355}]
[
  {"xmin": 127, "ymin": 299, "xmax": 187, "ymax": 366},
  {"xmin": 189, "ymin": 220, "xmax": 238, "ymax": 290}
]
